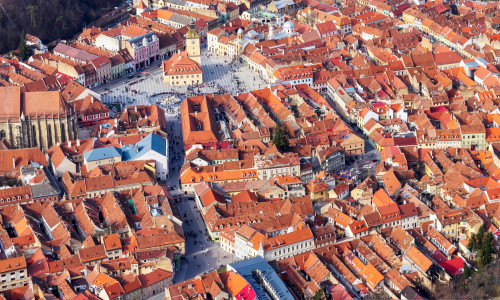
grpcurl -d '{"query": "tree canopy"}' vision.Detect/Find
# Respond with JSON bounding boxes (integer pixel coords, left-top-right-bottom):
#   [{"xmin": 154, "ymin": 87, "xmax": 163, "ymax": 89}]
[
  {"xmin": 17, "ymin": 30, "xmax": 31, "ymax": 60},
  {"xmin": 0, "ymin": 0, "xmax": 123, "ymax": 53},
  {"xmin": 272, "ymin": 122, "xmax": 290, "ymax": 152},
  {"xmin": 467, "ymin": 226, "xmax": 496, "ymax": 268}
]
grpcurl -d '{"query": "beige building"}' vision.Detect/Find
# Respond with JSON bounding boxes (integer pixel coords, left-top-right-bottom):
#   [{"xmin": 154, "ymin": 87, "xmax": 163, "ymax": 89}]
[
  {"xmin": 461, "ymin": 124, "xmax": 486, "ymax": 150},
  {"xmin": 83, "ymin": 147, "xmax": 122, "ymax": 171},
  {"xmin": 163, "ymin": 23, "xmax": 202, "ymax": 86},
  {"xmin": 163, "ymin": 52, "xmax": 203, "ymax": 86},
  {"xmin": 254, "ymin": 153, "xmax": 301, "ymax": 180},
  {"xmin": 341, "ymin": 134, "xmax": 365, "ymax": 156},
  {"xmin": 0, "ymin": 256, "xmax": 29, "ymax": 292}
]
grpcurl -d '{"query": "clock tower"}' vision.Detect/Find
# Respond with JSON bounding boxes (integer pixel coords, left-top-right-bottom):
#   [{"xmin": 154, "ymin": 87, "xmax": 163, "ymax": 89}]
[{"xmin": 186, "ymin": 21, "xmax": 201, "ymax": 65}]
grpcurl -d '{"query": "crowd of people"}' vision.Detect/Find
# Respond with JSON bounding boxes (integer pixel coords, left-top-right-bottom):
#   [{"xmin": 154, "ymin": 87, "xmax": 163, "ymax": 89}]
[{"xmin": 99, "ymin": 50, "xmax": 268, "ymax": 120}]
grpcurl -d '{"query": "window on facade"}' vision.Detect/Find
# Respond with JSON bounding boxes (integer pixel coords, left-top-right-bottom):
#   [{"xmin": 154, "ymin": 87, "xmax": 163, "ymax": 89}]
[
  {"xmin": 60, "ymin": 123, "xmax": 66, "ymax": 143},
  {"xmin": 32, "ymin": 125, "xmax": 37, "ymax": 147},
  {"xmin": 47, "ymin": 124, "xmax": 53, "ymax": 148}
]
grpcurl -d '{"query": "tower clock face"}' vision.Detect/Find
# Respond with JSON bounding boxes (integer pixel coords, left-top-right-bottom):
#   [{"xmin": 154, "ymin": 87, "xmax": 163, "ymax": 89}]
[{"xmin": 192, "ymin": 41, "xmax": 196, "ymax": 44}]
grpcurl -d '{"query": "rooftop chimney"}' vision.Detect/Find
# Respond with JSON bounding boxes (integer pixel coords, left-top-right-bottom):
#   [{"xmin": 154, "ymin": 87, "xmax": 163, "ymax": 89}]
[
  {"xmin": 12, "ymin": 157, "xmax": 15, "ymax": 169},
  {"xmin": 68, "ymin": 140, "xmax": 72, "ymax": 147},
  {"xmin": 77, "ymin": 139, "xmax": 80, "ymax": 146}
]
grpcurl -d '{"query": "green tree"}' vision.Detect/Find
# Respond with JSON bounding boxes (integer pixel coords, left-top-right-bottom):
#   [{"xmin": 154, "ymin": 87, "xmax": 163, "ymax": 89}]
[
  {"xmin": 17, "ymin": 30, "xmax": 31, "ymax": 60},
  {"xmin": 478, "ymin": 248, "xmax": 486, "ymax": 268},
  {"xmin": 313, "ymin": 289, "xmax": 324, "ymax": 300},
  {"xmin": 314, "ymin": 109, "xmax": 323, "ymax": 119},
  {"xmin": 272, "ymin": 123, "xmax": 290, "ymax": 152},
  {"xmin": 480, "ymin": 232, "xmax": 495, "ymax": 267},
  {"xmin": 485, "ymin": 232, "xmax": 496, "ymax": 254},
  {"xmin": 468, "ymin": 233, "xmax": 477, "ymax": 251},
  {"xmin": 471, "ymin": 227, "xmax": 497, "ymax": 269},
  {"xmin": 464, "ymin": 265, "xmax": 472, "ymax": 278},
  {"xmin": 477, "ymin": 225, "xmax": 485, "ymax": 246}
]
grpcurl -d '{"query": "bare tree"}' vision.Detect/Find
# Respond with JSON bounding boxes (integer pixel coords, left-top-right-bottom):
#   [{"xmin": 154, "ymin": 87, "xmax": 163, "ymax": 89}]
[{"xmin": 26, "ymin": 5, "xmax": 38, "ymax": 29}]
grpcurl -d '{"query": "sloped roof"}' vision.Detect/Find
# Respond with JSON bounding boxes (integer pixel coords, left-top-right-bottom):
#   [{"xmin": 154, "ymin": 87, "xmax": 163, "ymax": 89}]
[
  {"xmin": 84, "ymin": 147, "xmax": 121, "ymax": 162},
  {"xmin": 122, "ymin": 133, "xmax": 166, "ymax": 161}
]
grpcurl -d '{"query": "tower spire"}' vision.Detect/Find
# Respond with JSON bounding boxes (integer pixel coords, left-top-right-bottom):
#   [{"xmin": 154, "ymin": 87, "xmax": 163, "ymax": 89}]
[{"xmin": 185, "ymin": 20, "xmax": 201, "ymax": 65}]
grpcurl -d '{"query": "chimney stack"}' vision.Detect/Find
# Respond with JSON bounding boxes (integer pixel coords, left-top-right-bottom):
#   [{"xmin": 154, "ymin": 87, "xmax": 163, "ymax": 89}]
[
  {"xmin": 12, "ymin": 157, "xmax": 15, "ymax": 169},
  {"xmin": 68, "ymin": 140, "xmax": 72, "ymax": 147},
  {"xmin": 77, "ymin": 139, "xmax": 80, "ymax": 146}
]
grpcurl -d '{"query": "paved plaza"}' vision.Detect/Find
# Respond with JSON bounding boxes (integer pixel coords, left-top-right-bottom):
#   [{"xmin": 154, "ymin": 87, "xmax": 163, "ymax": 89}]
[
  {"xmin": 201, "ymin": 51, "xmax": 267, "ymax": 94},
  {"xmin": 92, "ymin": 49, "xmax": 258, "ymax": 282},
  {"xmin": 96, "ymin": 48, "xmax": 267, "ymax": 108}
]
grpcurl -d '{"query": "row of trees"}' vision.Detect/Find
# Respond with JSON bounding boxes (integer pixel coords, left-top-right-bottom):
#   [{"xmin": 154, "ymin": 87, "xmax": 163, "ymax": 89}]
[
  {"xmin": 467, "ymin": 225, "xmax": 496, "ymax": 268},
  {"xmin": 435, "ymin": 225, "xmax": 498, "ymax": 299},
  {"xmin": 435, "ymin": 261, "xmax": 500, "ymax": 299}
]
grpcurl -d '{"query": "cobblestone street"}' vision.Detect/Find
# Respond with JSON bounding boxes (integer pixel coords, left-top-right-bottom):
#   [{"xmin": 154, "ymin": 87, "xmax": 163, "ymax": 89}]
[
  {"xmin": 173, "ymin": 199, "xmax": 235, "ymax": 283},
  {"xmin": 93, "ymin": 49, "xmax": 254, "ymax": 283}
]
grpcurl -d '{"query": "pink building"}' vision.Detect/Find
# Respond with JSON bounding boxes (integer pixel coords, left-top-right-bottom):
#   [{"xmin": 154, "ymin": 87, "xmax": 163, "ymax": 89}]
[{"xmin": 121, "ymin": 27, "xmax": 160, "ymax": 69}]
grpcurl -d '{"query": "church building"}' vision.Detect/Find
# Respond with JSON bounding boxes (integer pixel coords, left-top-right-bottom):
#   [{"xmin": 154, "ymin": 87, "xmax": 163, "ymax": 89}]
[{"xmin": 0, "ymin": 86, "xmax": 78, "ymax": 150}]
